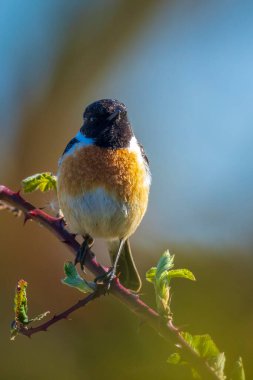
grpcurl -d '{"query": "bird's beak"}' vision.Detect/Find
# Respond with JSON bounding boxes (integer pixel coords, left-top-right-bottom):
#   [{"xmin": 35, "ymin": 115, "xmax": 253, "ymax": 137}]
[{"xmin": 107, "ymin": 109, "xmax": 120, "ymax": 121}]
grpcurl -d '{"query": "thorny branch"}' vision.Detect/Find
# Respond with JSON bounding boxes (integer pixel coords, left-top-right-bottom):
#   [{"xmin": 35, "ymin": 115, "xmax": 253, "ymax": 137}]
[
  {"xmin": 19, "ymin": 291, "xmax": 100, "ymax": 338},
  {"xmin": 0, "ymin": 184, "xmax": 220, "ymax": 380}
]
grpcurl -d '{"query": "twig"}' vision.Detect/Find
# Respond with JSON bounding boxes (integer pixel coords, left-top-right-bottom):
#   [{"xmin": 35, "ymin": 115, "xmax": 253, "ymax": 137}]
[
  {"xmin": 19, "ymin": 290, "xmax": 100, "ymax": 338},
  {"xmin": 0, "ymin": 185, "xmax": 220, "ymax": 380}
]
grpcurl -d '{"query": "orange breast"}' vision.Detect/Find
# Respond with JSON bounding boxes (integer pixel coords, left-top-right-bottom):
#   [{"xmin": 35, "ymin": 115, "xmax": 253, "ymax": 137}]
[{"xmin": 57, "ymin": 145, "xmax": 149, "ymax": 207}]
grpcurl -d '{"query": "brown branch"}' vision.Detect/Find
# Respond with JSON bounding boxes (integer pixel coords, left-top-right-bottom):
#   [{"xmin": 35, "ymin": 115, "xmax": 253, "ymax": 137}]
[
  {"xmin": 0, "ymin": 185, "xmax": 220, "ymax": 380},
  {"xmin": 19, "ymin": 290, "xmax": 101, "ymax": 338}
]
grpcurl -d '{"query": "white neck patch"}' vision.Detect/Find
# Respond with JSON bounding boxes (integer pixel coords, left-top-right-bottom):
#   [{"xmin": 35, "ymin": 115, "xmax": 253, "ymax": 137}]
[
  {"xmin": 128, "ymin": 136, "xmax": 143, "ymax": 163},
  {"xmin": 128, "ymin": 136, "xmax": 151, "ymax": 187}
]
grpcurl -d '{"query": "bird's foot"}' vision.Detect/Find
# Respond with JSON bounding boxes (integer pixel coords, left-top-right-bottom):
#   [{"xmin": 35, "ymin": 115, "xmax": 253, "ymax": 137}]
[
  {"xmin": 94, "ymin": 267, "xmax": 117, "ymax": 293},
  {"xmin": 75, "ymin": 234, "xmax": 94, "ymax": 270}
]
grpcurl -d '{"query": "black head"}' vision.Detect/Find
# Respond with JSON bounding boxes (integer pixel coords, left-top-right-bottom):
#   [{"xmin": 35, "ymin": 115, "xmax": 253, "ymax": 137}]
[{"xmin": 80, "ymin": 99, "xmax": 133, "ymax": 148}]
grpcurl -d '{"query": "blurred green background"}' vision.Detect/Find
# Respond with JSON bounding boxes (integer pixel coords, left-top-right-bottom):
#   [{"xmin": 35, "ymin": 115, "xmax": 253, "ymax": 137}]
[{"xmin": 0, "ymin": 1, "xmax": 253, "ymax": 379}]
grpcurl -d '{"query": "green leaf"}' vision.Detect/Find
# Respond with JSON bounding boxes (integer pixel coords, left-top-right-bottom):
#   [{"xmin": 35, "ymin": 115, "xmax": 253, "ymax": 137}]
[
  {"xmin": 22, "ymin": 172, "xmax": 57, "ymax": 193},
  {"xmin": 13, "ymin": 279, "xmax": 29, "ymax": 325},
  {"xmin": 231, "ymin": 357, "xmax": 245, "ymax": 380},
  {"xmin": 181, "ymin": 332, "xmax": 226, "ymax": 380},
  {"xmin": 62, "ymin": 262, "xmax": 96, "ymax": 293},
  {"xmin": 154, "ymin": 251, "xmax": 174, "ymax": 316},
  {"xmin": 155, "ymin": 250, "xmax": 174, "ymax": 280},
  {"xmin": 146, "ymin": 251, "xmax": 196, "ymax": 318},
  {"xmin": 64, "ymin": 261, "xmax": 79, "ymax": 279},
  {"xmin": 167, "ymin": 352, "xmax": 201, "ymax": 379},
  {"xmin": 181, "ymin": 332, "xmax": 219, "ymax": 358},
  {"xmin": 167, "ymin": 352, "xmax": 182, "ymax": 365},
  {"xmin": 146, "ymin": 267, "xmax": 157, "ymax": 283},
  {"xmin": 155, "ymin": 289, "xmax": 170, "ymax": 317},
  {"xmin": 209, "ymin": 353, "xmax": 226, "ymax": 379},
  {"xmin": 10, "ymin": 279, "xmax": 49, "ymax": 341},
  {"xmin": 167, "ymin": 269, "xmax": 196, "ymax": 282}
]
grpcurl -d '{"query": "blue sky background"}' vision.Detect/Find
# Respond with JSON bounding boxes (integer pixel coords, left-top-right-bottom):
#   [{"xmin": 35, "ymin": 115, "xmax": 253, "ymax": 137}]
[{"xmin": 1, "ymin": 0, "xmax": 253, "ymax": 248}]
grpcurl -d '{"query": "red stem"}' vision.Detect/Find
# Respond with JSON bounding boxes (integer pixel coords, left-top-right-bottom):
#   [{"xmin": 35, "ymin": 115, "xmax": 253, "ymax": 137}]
[{"xmin": 0, "ymin": 185, "xmax": 220, "ymax": 380}]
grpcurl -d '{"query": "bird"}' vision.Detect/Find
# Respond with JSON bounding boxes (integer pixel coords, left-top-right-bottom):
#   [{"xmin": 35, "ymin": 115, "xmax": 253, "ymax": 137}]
[{"xmin": 57, "ymin": 99, "xmax": 151, "ymax": 291}]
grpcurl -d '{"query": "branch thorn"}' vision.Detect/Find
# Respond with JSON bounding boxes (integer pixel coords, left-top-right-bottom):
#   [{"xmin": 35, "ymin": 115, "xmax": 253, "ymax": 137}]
[
  {"xmin": 23, "ymin": 213, "xmax": 32, "ymax": 225},
  {"xmin": 14, "ymin": 189, "xmax": 21, "ymax": 197}
]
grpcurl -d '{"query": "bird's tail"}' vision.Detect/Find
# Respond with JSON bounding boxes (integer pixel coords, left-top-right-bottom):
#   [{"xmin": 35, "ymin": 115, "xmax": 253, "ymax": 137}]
[{"xmin": 108, "ymin": 239, "xmax": 142, "ymax": 292}]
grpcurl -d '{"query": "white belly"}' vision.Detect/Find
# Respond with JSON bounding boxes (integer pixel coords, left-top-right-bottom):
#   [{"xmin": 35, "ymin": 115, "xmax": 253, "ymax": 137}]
[{"xmin": 59, "ymin": 187, "xmax": 139, "ymax": 239}]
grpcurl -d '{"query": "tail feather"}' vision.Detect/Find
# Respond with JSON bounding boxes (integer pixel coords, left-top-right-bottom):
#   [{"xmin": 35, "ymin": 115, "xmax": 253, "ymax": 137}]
[{"xmin": 108, "ymin": 239, "xmax": 142, "ymax": 292}]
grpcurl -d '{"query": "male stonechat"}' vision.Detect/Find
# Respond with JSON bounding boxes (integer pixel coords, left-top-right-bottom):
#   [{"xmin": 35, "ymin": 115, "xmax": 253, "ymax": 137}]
[{"xmin": 57, "ymin": 99, "xmax": 151, "ymax": 291}]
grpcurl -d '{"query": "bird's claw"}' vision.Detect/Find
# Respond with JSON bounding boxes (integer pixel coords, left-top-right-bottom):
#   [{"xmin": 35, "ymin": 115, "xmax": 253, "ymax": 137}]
[
  {"xmin": 94, "ymin": 267, "xmax": 116, "ymax": 293},
  {"xmin": 75, "ymin": 234, "xmax": 94, "ymax": 270}
]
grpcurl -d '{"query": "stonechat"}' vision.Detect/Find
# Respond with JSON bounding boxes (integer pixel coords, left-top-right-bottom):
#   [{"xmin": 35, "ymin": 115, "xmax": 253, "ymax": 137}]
[{"xmin": 57, "ymin": 99, "xmax": 151, "ymax": 291}]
